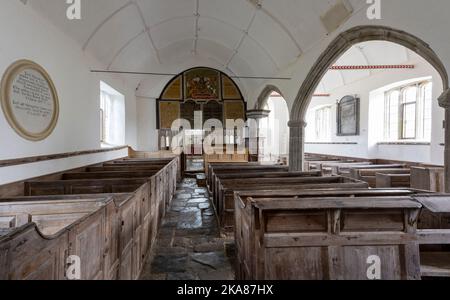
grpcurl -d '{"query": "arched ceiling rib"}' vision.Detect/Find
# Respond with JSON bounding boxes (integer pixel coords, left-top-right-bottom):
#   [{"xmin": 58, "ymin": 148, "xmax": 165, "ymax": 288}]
[
  {"xmin": 315, "ymin": 41, "xmax": 425, "ymax": 94},
  {"xmin": 28, "ymin": 0, "xmax": 371, "ymax": 97}
]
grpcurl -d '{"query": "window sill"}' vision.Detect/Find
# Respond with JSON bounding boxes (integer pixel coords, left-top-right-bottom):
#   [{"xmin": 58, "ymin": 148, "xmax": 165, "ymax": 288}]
[
  {"xmin": 377, "ymin": 141, "xmax": 431, "ymax": 146},
  {"xmin": 101, "ymin": 142, "xmax": 119, "ymax": 148},
  {"xmin": 305, "ymin": 142, "xmax": 358, "ymax": 145}
]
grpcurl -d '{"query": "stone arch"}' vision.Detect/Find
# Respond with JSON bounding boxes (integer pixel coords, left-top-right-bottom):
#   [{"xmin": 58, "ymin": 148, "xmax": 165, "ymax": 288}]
[
  {"xmin": 255, "ymin": 85, "xmax": 286, "ymax": 109},
  {"xmin": 288, "ymin": 25, "xmax": 450, "ymax": 180}
]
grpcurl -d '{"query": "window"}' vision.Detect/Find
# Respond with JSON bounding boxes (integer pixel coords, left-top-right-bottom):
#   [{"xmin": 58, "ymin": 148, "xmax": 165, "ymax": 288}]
[
  {"xmin": 100, "ymin": 82, "xmax": 125, "ymax": 147},
  {"xmin": 384, "ymin": 81, "xmax": 432, "ymax": 141},
  {"xmin": 315, "ymin": 106, "xmax": 331, "ymax": 140}
]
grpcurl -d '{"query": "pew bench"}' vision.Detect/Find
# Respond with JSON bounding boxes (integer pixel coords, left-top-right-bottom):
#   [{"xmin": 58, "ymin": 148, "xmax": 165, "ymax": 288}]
[
  {"xmin": 376, "ymin": 173, "xmax": 411, "ymax": 188},
  {"xmin": 0, "ymin": 157, "xmax": 181, "ymax": 280},
  {"xmin": 350, "ymin": 166, "xmax": 409, "ymax": 187},
  {"xmin": 0, "ymin": 196, "xmax": 114, "ymax": 280},
  {"xmin": 215, "ymin": 176, "xmax": 368, "ymax": 233},
  {"xmin": 211, "ymin": 171, "xmax": 321, "ymax": 206},
  {"xmin": 410, "ymin": 166, "xmax": 445, "ymax": 192},
  {"xmin": 234, "ymin": 195, "xmax": 423, "ymax": 280}
]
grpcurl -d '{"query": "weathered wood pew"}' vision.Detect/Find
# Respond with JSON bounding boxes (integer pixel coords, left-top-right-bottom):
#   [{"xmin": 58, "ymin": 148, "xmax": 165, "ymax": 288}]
[
  {"xmin": 215, "ymin": 176, "xmax": 368, "ymax": 232},
  {"xmin": 303, "ymin": 160, "xmax": 342, "ymax": 172},
  {"xmin": 235, "ymin": 195, "xmax": 423, "ymax": 280},
  {"xmin": 376, "ymin": 173, "xmax": 411, "ymax": 188},
  {"xmin": 411, "ymin": 166, "xmax": 445, "ymax": 192},
  {"xmin": 87, "ymin": 166, "xmax": 165, "ymax": 172},
  {"xmin": 62, "ymin": 171, "xmax": 160, "ymax": 180},
  {"xmin": 211, "ymin": 171, "xmax": 321, "ymax": 202},
  {"xmin": 0, "ymin": 157, "xmax": 180, "ymax": 280},
  {"xmin": 20, "ymin": 179, "xmax": 157, "ymax": 280},
  {"xmin": 349, "ymin": 165, "xmax": 407, "ymax": 187},
  {"xmin": 0, "ymin": 195, "xmax": 114, "ymax": 280},
  {"xmin": 234, "ymin": 190, "xmax": 450, "ymax": 280},
  {"xmin": 207, "ymin": 163, "xmax": 287, "ymax": 192},
  {"xmin": 320, "ymin": 161, "xmax": 372, "ymax": 175},
  {"xmin": 234, "ymin": 189, "xmax": 424, "ymax": 280},
  {"xmin": 233, "ymin": 193, "xmax": 430, "ymax": 280},
  {"xmin": 409, "ymin": 195, "xmax": 450, "ymax": 278}
]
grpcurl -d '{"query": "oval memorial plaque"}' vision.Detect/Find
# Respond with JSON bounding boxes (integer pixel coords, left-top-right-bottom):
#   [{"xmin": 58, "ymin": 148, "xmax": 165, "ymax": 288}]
[{"xmin": 1, "ymin": 60, "xmax": 59, "ymax": 141}]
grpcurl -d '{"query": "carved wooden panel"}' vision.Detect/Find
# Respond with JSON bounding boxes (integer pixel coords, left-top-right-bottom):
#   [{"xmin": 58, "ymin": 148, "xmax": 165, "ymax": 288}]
[
  {"xmin": 161, "ymin": 76, "xmax": 182, "ymax": 100},
  {"xmin": 224, "ymin": 101, "xmax": 245, "ymax": 121},
  {"xmin": 180, "ymin": 101, "xmax": 201, "ymax": 128},
  {"xmin": 203, "ymin": 101, "xmax": 223, "ymax": 122},
  {"xmin": 69, "ymin": 210, "xmax": 105, "ymax": 280},
  {"xmin": 159, "ymin": 101, "xmax": 180, "ymax": 129},
  {"xmin": 222, "ymin": 76, "xmax": 241, "ymax": 99}
]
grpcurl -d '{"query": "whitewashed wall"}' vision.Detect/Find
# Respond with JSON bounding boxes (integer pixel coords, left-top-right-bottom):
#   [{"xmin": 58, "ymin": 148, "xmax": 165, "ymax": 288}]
[
  {"xmin": 305, "ymin": 52, "xmax": 444, "ymax": 165},
  {"xmin": 0, "ymin": 1, "xmax": 137, "ymax": 184}
]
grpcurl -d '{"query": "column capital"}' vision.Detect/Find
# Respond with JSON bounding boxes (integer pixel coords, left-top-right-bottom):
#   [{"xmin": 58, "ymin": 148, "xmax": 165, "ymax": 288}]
[
  {"xmin": 438, "ymin": 89, "xmax": 450, "ymax": 109},
  {"xmin": 288, "ymin": 120, "xmax": 307, "ymax": 128}
]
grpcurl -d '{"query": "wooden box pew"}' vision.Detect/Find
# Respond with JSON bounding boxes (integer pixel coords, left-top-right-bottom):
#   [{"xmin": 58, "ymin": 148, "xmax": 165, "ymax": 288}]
[
  {"xmin": 208, "ymin": 164, "xmax": 287, "ymax": 192},
  {"xmin": 234, "ymin": 189, "xmax": 423, "ymax": 280},
  {"xmin": 87, "ymin": 166, "xmax": 165, "ymax": 172},
  {"xmin": 349, "ymin": 164, "xmax": 410, "ymax": 188},
  {"xmin": 0, "ymin": 196, "xmax": 114, "ymax": 280},
  {"xmin": 62, "ymin": 171, "xmax": 160, "ymax": 180},
  {"xmin": 103, "ymin": 158, "xmax": 182, "ymax": 183},
  {"xmin": 208, "ymin": 165, "xmax": 289, "ymax": 199},
  {"xmin": 103, "ymin": 161, "xmax": 171, "ymax": 167},
  {"xmin": 376, "ymin": 173, "xmax": 411, "ymax": 188},
  {"xmin": 23, "ymin": 160, "xmax": 180, "ymax": 279},
  {"xmin": 234, "ymin": 195, "xmax": 423, "ymax": 280},
  {"xmin": 411, "ymin": 166, "xmax": 445, "ymax": 193},
  {"xmin": 21, "ymin": 180, "xmax": 153, "ymax": 280},
  {"xmin": 208, "ymin": 164, "xmax": 287, "ymax": 191},
  {"xmin": 320, "ymin": 162, "xmax": 372, "ymax": 176},
  {"xmin": 211, "ymin": 171, "xmax": 321, "ymax": 204},
  {"xmin": 0, "ymin": 157, "xmax": 180, "ymax": 280},
  {"xmin": 411, "ymin": 195, "xmax": 450, "ymax": 278},
  {"xmin": 303, "ymin": 160, "xmax": 342, "ymax": 172},
  {"xmin": 215, "ymin": 176, "xmax": 369, "ymax": 232}
]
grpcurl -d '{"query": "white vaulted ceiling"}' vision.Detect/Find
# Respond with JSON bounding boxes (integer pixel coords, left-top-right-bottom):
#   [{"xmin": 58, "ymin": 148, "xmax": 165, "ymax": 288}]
[
  {"xmin": 27, "ymin": 0, "xmax": 367, "ymax": 98},
  {"xmin": 316, "ymin": 41, "xmax": 418, "ymax": 93}
]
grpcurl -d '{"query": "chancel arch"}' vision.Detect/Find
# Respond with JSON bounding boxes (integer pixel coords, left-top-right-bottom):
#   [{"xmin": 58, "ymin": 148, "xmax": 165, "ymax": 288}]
[
  {"xmin": 156, "ymin": 67, "xmax": 246, "ymax": 150},
  {"xmin": 288, "ymin": 25, "xmax": 450, "ymax": 192}
]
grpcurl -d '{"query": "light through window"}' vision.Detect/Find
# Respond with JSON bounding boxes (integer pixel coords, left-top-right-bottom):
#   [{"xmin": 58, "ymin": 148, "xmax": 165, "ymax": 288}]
[
  {"xmin": 384, "ymin": 81, "xmax": 432, "ymax": 141},
  {"xmin": 315, "ymin": 106, "xmax": 331, "ymax": 140}
]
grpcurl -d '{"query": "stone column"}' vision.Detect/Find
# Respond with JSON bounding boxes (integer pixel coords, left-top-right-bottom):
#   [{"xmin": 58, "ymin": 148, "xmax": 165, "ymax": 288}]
[
  {"xmin": 438, "ymin": 89, "xmax": 450, "ymax": 192},
  {"xmin": 288, "ymin": 120, "xmax": 307, "ymax": 171}
]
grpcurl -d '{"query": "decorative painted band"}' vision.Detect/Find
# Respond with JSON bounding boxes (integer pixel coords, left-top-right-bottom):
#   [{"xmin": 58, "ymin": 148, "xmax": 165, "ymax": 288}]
[
  {"xmin": 0, "ymin": 145, "xmax": 129, "ymax": 168},
  {"xmin": 377, "ymin": 142, "xmax": 431, "ymax": 146},
  {"xmin": 330, "ymin": 65, "xmax": 415, "ymax": 70}
]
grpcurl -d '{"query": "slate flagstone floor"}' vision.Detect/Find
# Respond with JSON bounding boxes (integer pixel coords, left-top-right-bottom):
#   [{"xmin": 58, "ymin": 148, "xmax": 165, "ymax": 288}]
[{"xmin": 140, "ymin": 177, "xmax": 235, "ymax": 280}]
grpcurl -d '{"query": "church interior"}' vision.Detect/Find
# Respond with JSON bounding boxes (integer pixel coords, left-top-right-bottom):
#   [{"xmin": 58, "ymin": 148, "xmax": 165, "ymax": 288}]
[{"xmin": 2, "ymin": 0, "xmax": 450, "ymax": 281}]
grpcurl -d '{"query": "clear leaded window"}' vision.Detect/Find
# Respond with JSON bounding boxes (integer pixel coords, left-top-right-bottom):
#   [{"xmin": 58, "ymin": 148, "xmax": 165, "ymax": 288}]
[
  {"xmin": 315, "ymin": 106, "xmax": 331, "ymax": 140},
  {"xmin": 384, "ymin": 81, "xmax": 432, "ymax": 141}
]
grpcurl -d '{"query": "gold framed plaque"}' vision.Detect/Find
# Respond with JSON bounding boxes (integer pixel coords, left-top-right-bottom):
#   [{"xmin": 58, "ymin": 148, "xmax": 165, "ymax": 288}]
[{"xmin": 1, "ymin": 60, "xmax": 59, "ymax": 141}]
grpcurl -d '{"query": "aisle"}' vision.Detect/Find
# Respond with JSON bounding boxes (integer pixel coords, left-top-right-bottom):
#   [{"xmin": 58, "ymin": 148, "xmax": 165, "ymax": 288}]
[{"xmin": 140, "ymin": 178, "xmax": 235, "ymax": 280}]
